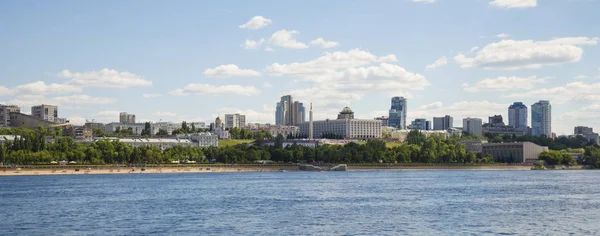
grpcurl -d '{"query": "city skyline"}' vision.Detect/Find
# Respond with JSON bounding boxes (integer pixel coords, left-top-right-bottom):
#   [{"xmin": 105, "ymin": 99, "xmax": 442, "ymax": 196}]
[{"xmin": 1, "ymin": 1, "xmax": 600, "ymax": 135}]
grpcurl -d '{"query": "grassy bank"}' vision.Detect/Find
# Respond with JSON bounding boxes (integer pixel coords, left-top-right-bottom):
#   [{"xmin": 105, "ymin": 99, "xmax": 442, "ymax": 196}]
[{"xmin": 218, "ymin": 139, "xmax": 254, "ymax": 147}]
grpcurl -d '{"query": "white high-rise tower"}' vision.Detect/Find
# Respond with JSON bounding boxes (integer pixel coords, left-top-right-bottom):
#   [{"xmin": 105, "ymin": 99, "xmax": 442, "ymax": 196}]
[{"xmin": 309, "ymin": 103, "xmax": 313, "ymax": 140}]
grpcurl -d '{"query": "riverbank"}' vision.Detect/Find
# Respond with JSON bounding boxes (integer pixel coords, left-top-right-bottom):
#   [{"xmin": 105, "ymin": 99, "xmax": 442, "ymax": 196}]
[{"xmin": 0, "ymin": 164, "xmax": 586, "ymax": 176}]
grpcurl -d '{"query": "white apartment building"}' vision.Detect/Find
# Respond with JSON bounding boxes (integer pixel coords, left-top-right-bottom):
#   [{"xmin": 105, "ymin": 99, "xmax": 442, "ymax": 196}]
[
  {"xmin": 151, "ymin": 122, "xmax": 181, "ymax": 135},
  {"xmin": 176, "ymin": 132, "xmax": 219, "ymax": 147},
  {"xmin": 31, "ymin": 104, "xmax": 58, "ymax": 122},
  {"xmin": 104, "ymin": 122, "xmax": 145, "ymax": 135},
  {"xmin": 93, "ymin": 137, "xmax": 195, "ymax": 150},
  {"xmin": 224, "ymin": 113, "xmax": 246, "ymax": 129},
  {"xmin": 246, "ymin": 124, "xmax": 299, "ymax": 137},
  {"xmin": 463, "ymin": 117, "xmax": 483, "ymax": 136},
  {"xmin": 298, "ymin": 107, "xmax": 382, "ymax": 139}
]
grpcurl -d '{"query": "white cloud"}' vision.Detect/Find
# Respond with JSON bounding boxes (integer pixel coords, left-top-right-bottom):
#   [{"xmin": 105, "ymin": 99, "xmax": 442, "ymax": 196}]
[
  {"xmin": 463, "ymin": 76, "xmax": 545, "ymax": 92},
  {"xmin": 263, "ymin": 82, "xmax": 273, "ymax": 88},
  {"xmin": 14, "ymin": 81, "xmax": 82, "ymax": 95},
  {"xmin": 53, "ymin": 94, "xmax": 117, "ymax": 104},
  {"xmin": 217, "ymin": 104, "xmax": 275, "ymax": 124},
  {"xmin": 203, "ymin": 64, "xmax": 260, "ymax": 78},
  {"xmin": 269, "ymin": 29, "xmax": 308, "ymax": 49},
  {"xmin": 267, "ymin": 49, "xmax": 397, "ymax": 76},
  {"xmin": 239, "ymin": 16, "xmax": 272, "ymax": 30},
  {"xmin": 170, "ymin": 84, "xmax": 261, "ymax": 96},
  {"xmin": 154, "ymin": 112, "xmax": 177, "ymax": 117},
  {"xmin": 489, "ymin": 0, "xmax": 537, "ymax": 8},
  {"xmin": 264, "ymin": 47, "xmax": 274, "ymax": 52},
  {"xmin": 67, "ymin": 116, "xmax": 87, "ymax": 125},
  {"xmin": 575, "ymin": 75, "xmax": 588, "ymax": 79},
  {"xmin": 57, "ymin": 68, "xmax": 152, "ymax": 88},
  {"xmin": 454, "ymin": 37, "xmax": 598, "ymax": 70},
  {"xmin": 268, "ymin": 49, "xmax": 428, "ymax": 110},
  {"xmin": 496, "ymin": 33, "xmax": 509, "ymax": 38},
  {"xmin": 425, "ymin": 56, "xmax": 448, "ymax": 70},
  {"xmin": 504, "ymin": 81, "xmax": 600, "ymax": 104},
  {"xmin": 8, "ymin": 95, "xmax": 57, "ymax": 108},
  {"xmin": 143, "ymin": 93, "xmax": 162, "ymax": 98},
  {"xmin": 420, "ymin": 102, "xmax": 443, "ymax": 110},
  {"xmin": 243, "ymin": 38, "xmax": 265, "ymax": 49},
  {"xmin": 470, "ymin": 46, "xmax": 479, "ymax": 53},
  {"xmin": 412, "ymin": 0, "xmax": 435, "ymax": 3},
  {"xmin": 0, "ymin": 86, "xmax": 11, "ymax": 96},
  {"xmin": 310, "ymin": 38, "xmax": 339, "ymax": 48}
]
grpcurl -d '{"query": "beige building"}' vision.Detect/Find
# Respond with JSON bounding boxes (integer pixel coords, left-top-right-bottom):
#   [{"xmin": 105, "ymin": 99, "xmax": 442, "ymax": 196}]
[
  {"xmin": 482, "ymin": 142, "xmax": 548, "ymax": 163},
  {"xmin": 31, "ymin": 104, "xmax": 58, "ymax": 122},
  {"xmin": 119, "ymin": 112, "xmax": 136, "ymax": 123},
  {"xmin": 390, "ymin": 129, "xmax": 452, "ymax": 142},
  {"xmin": 299, "ymin": 107, "xmax": 381, "ymax": 139}
]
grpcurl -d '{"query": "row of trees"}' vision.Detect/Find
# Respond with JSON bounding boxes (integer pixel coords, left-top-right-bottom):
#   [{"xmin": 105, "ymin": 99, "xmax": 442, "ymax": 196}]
[{"xmin": 483, "ymin": 133, "xmax": 595, "ymax": 150}]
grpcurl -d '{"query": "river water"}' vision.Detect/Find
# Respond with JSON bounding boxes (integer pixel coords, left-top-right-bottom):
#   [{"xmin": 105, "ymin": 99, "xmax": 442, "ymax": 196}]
[{"xmin": 1, "ymin": 170, "xmax": 599, "ymax": 235}]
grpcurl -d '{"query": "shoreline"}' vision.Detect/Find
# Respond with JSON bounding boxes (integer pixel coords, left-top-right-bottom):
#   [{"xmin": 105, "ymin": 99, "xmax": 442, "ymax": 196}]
[{"xmin": 0, "ymin": 164, "xmax": 586, "ymax": 176}]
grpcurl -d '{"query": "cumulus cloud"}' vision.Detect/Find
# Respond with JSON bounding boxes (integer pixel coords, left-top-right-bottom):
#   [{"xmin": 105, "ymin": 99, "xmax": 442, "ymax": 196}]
[
  {"xmin": 170, "ymin": 84, "xmax": 260, "ymax": 96},
  {"xmin": 419, "ymin": 102, "xmax": 443, "ymax": 110},
  {"xmin": 489, "ymin": 0, "xmax": 537, "ymax": 8},
  {"xmin": 243, "ymin": 38, "xmax": 265, "ymax": 49},
  {"xmin": 455, "ymin": 37, "xmax": 598, "ymax": 70},
  {"xmin": 504, "ymin": 81, "xmax": 600, "ymax": 104},
  {"xmin": 463, "ymin": 76, "xmax": 546, "ymax": 92},
  {"xmin": 496, "ymin": 33, "xmax": 509, "ymax": 38},
  {"xmin": 310, "ymin": 38, "xmax": 339, "ymax": 48},
  {"xmin": 57, "ymin": 68, "xmax": 152, "ymax": 88},
  {"xmin": 12, "ymin": 81, "xmax": 82, "ymax": 95},
  {"xmin": 470, "ymin": 46, "xmax": 479, "ymax": 53},
  {"xmin": 203, "ymin": 64, "xmax": 260, "ymax": 78},
  {"xmin": 425, "ymin": 56, "xmax": 448, "ymax": 70},
  {"xmin": 269, "ymin": 30, "xmax": 308, "ymax": 49},
  {"xmin": 239, "ymin": 16, "xmax": 272, "ymax": 30},
  {"xmin": 143, "ymin": 94, "xmax": 161, "ymax": 98},
  {"xmin": 53, "ymin": 94, "xmax": 117, "ymax": 104},
  {"xmin": 154, "ymin": 112, "xmax": 177, "ymax": 117},
  {"xmin": 267, "ymin": 49, "xmax": 428, "ymax": 109}
]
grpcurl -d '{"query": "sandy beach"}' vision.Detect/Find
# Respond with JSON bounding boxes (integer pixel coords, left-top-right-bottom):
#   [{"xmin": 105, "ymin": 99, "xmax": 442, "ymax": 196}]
[{"xmin": 0, "ymin": 163, "xmax": 574, "ymax": 176}]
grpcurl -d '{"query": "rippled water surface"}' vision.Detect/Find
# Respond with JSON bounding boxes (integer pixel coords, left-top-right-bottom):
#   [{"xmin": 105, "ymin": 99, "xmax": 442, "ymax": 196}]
[{"xmin": 1, "ymin": 170, "xmax": 600, "ymax": 235}]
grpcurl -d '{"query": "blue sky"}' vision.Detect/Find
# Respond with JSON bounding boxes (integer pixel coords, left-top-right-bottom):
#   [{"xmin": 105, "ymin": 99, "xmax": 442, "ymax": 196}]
[{"xmin": 1, "ymin": 0, "xmax": 599, "ymax": 135}]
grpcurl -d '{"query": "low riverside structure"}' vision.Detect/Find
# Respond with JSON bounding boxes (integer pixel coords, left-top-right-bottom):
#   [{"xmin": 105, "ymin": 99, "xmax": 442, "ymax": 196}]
[
  {"xmin": 0, "ymin": 135, "xmax": 20, "ymax": 144},
  {"xmin": 246, "ymin": 123, "xmax": 299, "ymax": 137},
  {"xmin": 460, "ymin": 140, "xmax": 488, "ymax": 153},
  {"xmin": 89, "ymin": 137, "xmax": 196, "ymax": 150},
  {"xmin": 482, "ymin": 142, "xmax": 548, "ymax": 163}
]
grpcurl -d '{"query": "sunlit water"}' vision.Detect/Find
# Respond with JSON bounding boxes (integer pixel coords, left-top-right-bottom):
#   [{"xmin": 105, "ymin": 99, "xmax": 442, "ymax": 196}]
[{"xmin": 1, "ymin": 170, "xmax": 599, "ymax": 235}]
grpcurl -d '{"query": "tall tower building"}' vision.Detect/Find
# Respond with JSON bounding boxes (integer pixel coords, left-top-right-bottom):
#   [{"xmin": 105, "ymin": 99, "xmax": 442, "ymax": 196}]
[
  {"xmin": 508, "ymin": 102, "xmax": 528, "ymax": 130},
  {"xmin": 388, "ymin": 96, "xmax": 407, "ymax": 129},
  {"xmin": 309, "ymin": 103, "xmax": 313, "ymax": 140},
  {"xmin": 275, "ymin": 95, "xmax": 305, "ymax": 126},
  {"xmin": 531, "ymin": 100, "xmax": 551, "ymax": 137},
  {"xmin": 31, "ymin": 104, "xmax": 58, "ymax": 122}
]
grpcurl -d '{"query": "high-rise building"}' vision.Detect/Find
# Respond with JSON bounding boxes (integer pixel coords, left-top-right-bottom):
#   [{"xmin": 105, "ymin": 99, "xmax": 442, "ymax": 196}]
[
  {"xmin": 410, "ymin": 118, "xmax": 430, "ymax": 130},
  {"xmin": 433, "ymin": 115, "xmax": 453, "ymax": 130},
  {"xmin": 119, "ymin": 112, "xmax": 136, "ymax": 123},
  {"xmin": 224, "ymin": 113, "xmax": 246, "ymax": 129},
  {"xmin": 531, "ymin": 100, "xmax": 551, "ymax": 137},
  {"xmin": 388, "ymin": 97, "xmax": 407, "ymax": 129},
  {"xmin": 275, "ymin": 95, "xmax": 305, "ymax": 126},
  {"xmin": 374, "ymin": 116, "xmax": 389, "ymax": 127},
  {"xmin": 31, "ymin": 104, "xmax": 58, "ymax": 122},
  {"xmin": 463, "ymin": 117, "xmax": 483, "ymax": 136},
  {"xmin": 0, "ymin": 105, "xmax": 20, "ymax": 127},
  {"xmin": 508, "ymin": 102, "xmax": 528, "ymax": 130},
  {"xmin": 488, "ymin": 115, "xmax": 505, "ymax": 127}
]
